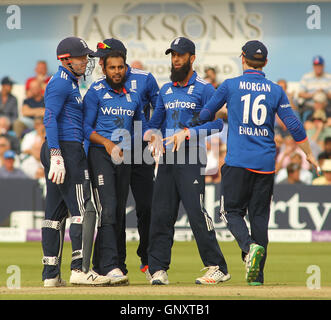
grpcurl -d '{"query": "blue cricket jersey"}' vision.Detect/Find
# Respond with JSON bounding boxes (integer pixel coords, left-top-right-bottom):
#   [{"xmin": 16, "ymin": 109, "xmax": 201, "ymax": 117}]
[
  {"xmin": 199, "ymin": 69, "xmax": 307, "ymax": 173},
  {"xmin": 125, "ymin": 65, "xmax": 159, "ymax": 119},
  {"xmin": 83, "ymin": 78, "xmax": 148, "ymax": 150},
  {"xmin": 83, "ymin": 65, "xmax": 159, "ymax": 154},
  {"xmin": 44, "ymin": 66, "xmax": 84, "ymax": 149},
  {"xmin": 148, "ymin": 71, "xmax": 223, "ymax": 148}
]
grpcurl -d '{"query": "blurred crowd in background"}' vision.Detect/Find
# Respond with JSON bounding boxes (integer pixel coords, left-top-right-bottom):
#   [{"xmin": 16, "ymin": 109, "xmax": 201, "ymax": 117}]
[{"xmin": 1, "ymin": 56, "xmax": 331, "ymax": 185}]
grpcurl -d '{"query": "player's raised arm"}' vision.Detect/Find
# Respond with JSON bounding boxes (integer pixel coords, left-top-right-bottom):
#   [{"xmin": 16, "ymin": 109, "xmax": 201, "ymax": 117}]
[
  {"xmin": 276, "ymin": 88, "xmax": 320, "ymax": 174},
  {"xmin": 199, "ymin": 81, "xmax": 228, "ymax": 122},
  {"xmin": 164, "ymin": 118, "xmax": 224, "ymax": 152}
]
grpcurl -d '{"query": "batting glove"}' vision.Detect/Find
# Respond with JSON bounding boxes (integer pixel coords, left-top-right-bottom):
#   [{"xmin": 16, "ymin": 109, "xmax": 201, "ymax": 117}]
[{"xmin": 48, "ymin": 149, "xmax": 66, "ymax": 184}]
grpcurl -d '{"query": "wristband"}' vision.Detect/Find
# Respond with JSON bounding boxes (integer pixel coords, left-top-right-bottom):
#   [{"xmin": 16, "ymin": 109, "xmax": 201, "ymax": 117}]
[{"xmin": 50, "ymin": 148, "xmax": 62, "ymax": 156}]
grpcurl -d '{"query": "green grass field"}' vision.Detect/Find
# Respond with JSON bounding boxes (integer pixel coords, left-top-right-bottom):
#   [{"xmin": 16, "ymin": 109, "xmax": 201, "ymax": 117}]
[{"xmin": 0, "ymin": 241, "xmax": 330, "ymax": 300}]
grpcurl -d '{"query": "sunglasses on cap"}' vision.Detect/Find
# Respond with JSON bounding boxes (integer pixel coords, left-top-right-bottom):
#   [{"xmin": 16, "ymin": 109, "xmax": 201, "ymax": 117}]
[{"xmin": 97, "ymin": 42, "xmax": 111, "ymax": 49}]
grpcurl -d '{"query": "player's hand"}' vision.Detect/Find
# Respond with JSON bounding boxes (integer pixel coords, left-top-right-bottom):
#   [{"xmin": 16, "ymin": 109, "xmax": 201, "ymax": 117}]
[
  {"xmin": 48, "ymin": 150, "xmax": 66, "ymax": 184},
  {"xmin": 104, "ymin": 140, "xmax": 123, "ymax": 163},
  {"xmin": 148, "ymin": 134, "xmax": 164, "ymax": 158},
  {"xmin": 163, "ymin": 129, "xmax": 190, "ymax": 152},
  {"xmin": 306, "ymin": 153, "xmax": 322, "ymax": 176}
]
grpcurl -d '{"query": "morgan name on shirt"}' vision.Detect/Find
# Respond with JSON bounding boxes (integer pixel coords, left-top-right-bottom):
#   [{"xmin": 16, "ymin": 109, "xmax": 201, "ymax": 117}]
[{"xmin": 239, "ymin": 81, "xmax": 271, "ymax": 92}]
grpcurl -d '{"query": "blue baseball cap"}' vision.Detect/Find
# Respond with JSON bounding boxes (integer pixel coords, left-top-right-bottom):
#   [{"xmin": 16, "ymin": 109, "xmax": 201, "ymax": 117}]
[
  {"xmin": 57, "ymin": 37, "xmax": 95, "ymax": 60},
  {"xmin": 90, "ymin": 38, "xmax": 127, "ymax": 58},
  {"xmin": 4, "ymin": 150, "xmax": 15, "ymax": 159},
  {"xmin": 165, "ymin": 37, "xmax": 195, "ymax": 55},
  {"xmin": 313, "ymin": 55, "xmax": 324, "ymax": 65},
  {"xmin": 241, "ymin": 40, "xmax": 268, "ymax": 62}
]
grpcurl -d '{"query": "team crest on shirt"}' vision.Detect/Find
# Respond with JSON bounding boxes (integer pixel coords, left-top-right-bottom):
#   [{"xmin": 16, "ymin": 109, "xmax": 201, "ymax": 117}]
[
  {"xmin": 187, "ymin": 85, "xmax": 195, "ymax": 95},
  {"xmin": 131, "ymin": 80, "xmax": 137, "ymax": 91}
]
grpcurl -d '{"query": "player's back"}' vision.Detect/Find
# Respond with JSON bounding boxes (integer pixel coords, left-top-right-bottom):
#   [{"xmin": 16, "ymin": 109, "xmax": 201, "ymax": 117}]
[{"xmin": 224, "ymin": 69, "xmax": 284, "ymax": 173}]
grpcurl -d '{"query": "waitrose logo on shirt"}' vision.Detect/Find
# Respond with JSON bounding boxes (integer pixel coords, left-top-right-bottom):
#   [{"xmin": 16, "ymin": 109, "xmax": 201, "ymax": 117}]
[
  {"xmin": 101, "ymin": 106, "xmax": 135, "ymax": 116},
  {"xmin": 165, "ymin": 100, "xmax": 196, "ymax": 110}
]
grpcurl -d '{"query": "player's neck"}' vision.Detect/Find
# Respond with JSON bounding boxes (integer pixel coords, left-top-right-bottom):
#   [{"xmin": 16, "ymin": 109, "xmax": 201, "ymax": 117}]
[{"xmin": 243, "ymin": 64, "xmax": 263, "ymax": 72}]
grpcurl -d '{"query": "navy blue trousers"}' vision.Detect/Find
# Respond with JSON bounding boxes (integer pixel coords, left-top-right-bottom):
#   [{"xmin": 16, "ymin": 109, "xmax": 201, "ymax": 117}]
[
  {"xmin": 148, "ymin": 148, "xmax": 228, "ymax": 276},
  {"xmin": 220, "ymin": 164, "xmax": 274, "ymax": 283},
  {"xmin": 40, "ymin": 141, "xmax": 91, "ymax": 280},
  {"xmin": 88, "ymin": 146, "xmax": 131, "ymax": 276},
  {"xmin": 130, "ymin": 142, "xmax": 154, "ymax": 266}
]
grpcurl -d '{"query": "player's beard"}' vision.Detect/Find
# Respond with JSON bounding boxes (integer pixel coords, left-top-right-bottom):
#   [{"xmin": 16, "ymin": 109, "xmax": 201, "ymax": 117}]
[
  {"xmin": 105, "ymin": 74, "xmax": 126, "ymax": 91},
  {"xmin": 170, "ymin": 59, "xmax": 191, "ymax": 83}
]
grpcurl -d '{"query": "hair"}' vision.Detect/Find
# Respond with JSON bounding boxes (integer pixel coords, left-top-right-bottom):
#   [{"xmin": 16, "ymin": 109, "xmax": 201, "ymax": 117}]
[
  {"xmin": 324, "ymin": 136, "xmax": 331, "ymax": 144},
  {"xmin": 0, "ymin": 134, "xmax": 10, "ymax": 146},
  {"xmin": 205, "ymin": 66, "xmax": 217, "ymax": 74},
  {"xmin": 244, "ymin": 56, "xmax": 266, "ymax": 69},
  {"xmin": 318, "ymin": 153, "xmax": 328, "ymax": 161},
  {"xmin": 103, "ymin": 50, "xmax": 127, "ymax": 67},
  {"xmin": 277, "ymin": 79, "xmax": 286, "ymax": 84}
]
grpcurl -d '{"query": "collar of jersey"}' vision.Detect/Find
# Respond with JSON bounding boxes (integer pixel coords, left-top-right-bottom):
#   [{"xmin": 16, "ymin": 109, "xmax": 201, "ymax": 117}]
[
  {"xmin": 243, "ymin": 69, "xmax": 265, "ymax": 77},
  {"xmin": 172, "ymin": 71, "xmax": 197, "ymax": 87},
  {"xmin": 58, "ymin": 65, "xmax": 79, "ymax": 82},
  {"xmin": 102, "ymin": 78, "xmax": 128, "ymax": 95}
]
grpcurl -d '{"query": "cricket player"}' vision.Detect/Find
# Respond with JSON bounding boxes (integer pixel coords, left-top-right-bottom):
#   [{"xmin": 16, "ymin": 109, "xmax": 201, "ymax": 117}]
[
  {"xmin": 199, "ymin": 40, "xmax": 319, "ymax": 285},
  {"xmin": 41, "ymin": 37, "xmax": 112, "ymax": 286},
  {"xmin": 145, "ymin": 37, "xmax": 230, "ymax": 285},
  {"xmin": 83, "ymin": 50, "xmax": 149, "ymax": 284},
  {"xmin": 90, "ymin": 38, "xmax": 159, "ymax": 280}
]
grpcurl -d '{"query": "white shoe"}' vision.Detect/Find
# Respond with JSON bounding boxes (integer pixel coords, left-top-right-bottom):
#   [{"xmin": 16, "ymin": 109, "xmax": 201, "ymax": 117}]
[
  {"xmin": 44, "ymin": 275, "xmax": 66, "ymax": 287},
  {"xmin": 106, "ymin": 268, "xmax": 129, "ymax": 285},
  {"xmin": 195, "ymin": 266, "xmax": 231, "ymax": 285},
  {"xmin": 69, "ymin": 269, "xmax": 111, "ymax": 286},
  {"xmin": 140, "ymin": 265, "xmax": 152, "ymax": 281},
  {"xmin": 150, "ymin": 270, "xmax": 169, "ymax": 285}
]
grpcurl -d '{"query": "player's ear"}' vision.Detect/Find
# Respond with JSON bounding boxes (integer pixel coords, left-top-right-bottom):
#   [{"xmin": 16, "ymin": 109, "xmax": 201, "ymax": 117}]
[
  {"xmin": 60, "ymin": 58, "xmax": 67, "ymax": 68},
  {"xmin": 263, "ymin": 58, "xmax": 268, "ymax": 68},
  {"xmin": 101, "ymin": 59, "xmax": 106, "ymax": 74},
  {"xmin": 190, "ymin": 54, "xmax": 196, "ymax": 65},
  {"xmin": 98, "ymin": 58, "xmax": 104, "ymax": 68}
]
